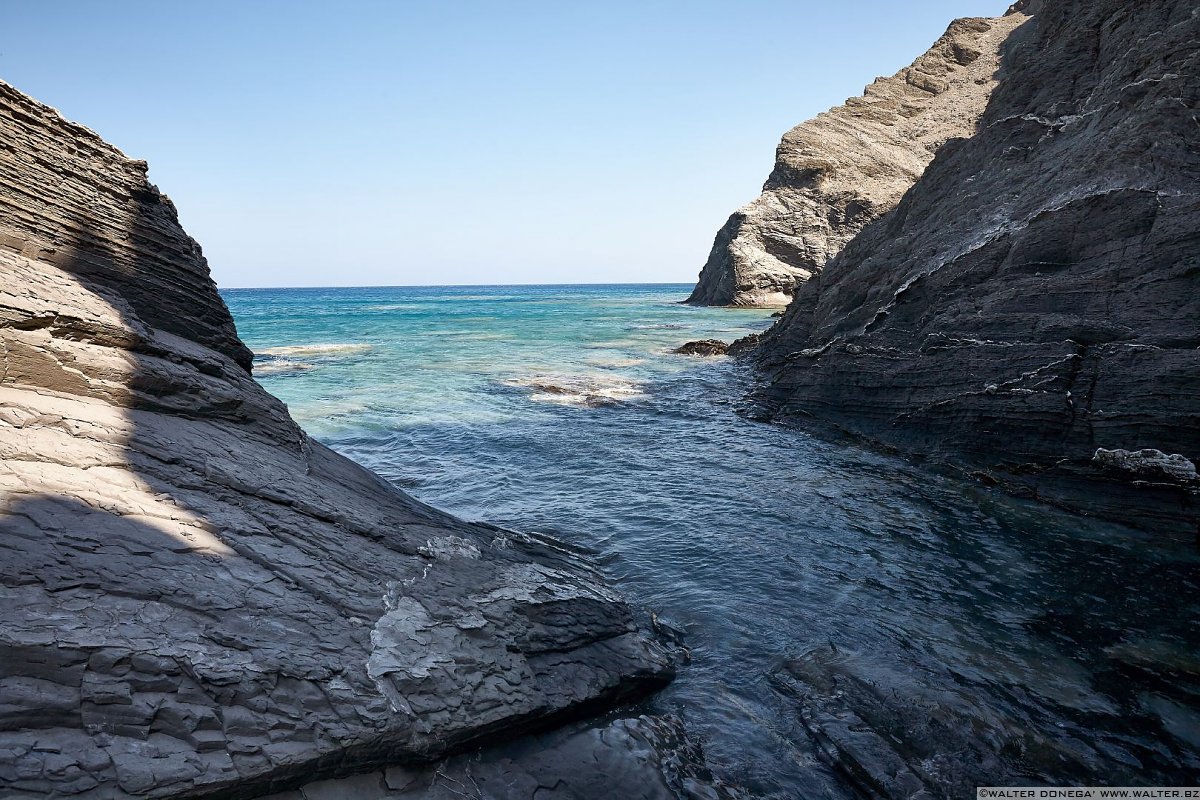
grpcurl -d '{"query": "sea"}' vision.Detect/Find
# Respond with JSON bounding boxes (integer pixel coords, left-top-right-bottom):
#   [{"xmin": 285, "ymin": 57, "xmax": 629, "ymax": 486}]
[{"xmin": 222, "ymin": 284, "xmax": 1200, "ymax": 798}]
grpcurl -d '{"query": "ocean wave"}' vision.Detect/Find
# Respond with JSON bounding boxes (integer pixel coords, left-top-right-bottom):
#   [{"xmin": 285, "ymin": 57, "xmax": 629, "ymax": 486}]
[
  {"xmin": 253, "ymin": 358, "xmax": 315, "ymax": 376},
  {"xmin": 256, "ymin": 343, "xmax": 373, "ymax": 358},
  {"xmin": 583, "ymin": 355, "xmax": 646, "ymax": 368},
  {"xmin": 502, "ymin": 374, "xmax": 646, "ymax": 408},
  {"xmin": 629, "ymin": 323, "xmax": 688, "ymax": 330},
  {"xmin": 289, "ymin": 399, "xmax": 370, "ymax": 421},
  {"xmin": 585, "ymin": 338, "xmax": 649, "ymax": 350},
  {"xmin": 438, "ymin": 331, "xmax": 513, "ymax": 341}
]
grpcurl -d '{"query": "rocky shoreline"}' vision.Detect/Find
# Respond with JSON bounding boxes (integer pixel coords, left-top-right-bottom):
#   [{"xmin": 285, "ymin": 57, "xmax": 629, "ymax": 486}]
[
  {"xmin": 260, "ymin": 714, "xmax": 745, "ymax": 800},
  {"xmin": 701, "ymin": 0, "xmax": 1199, "ymax": 537},
  {"xmin": 2, "ymin": 0, "xmax": 1198, "ymax": 796},
  {"xmin": 0, "ymin": 81, "xmax": 688, "ymax": 798}
]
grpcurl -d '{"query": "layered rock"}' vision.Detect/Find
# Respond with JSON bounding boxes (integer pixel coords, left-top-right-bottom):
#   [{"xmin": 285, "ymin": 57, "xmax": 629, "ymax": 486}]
[
  {"xmin": 261, "ymin": 715, "xmax": 745, "ymax": 800},
  {"xmin": 0, "ymin": 81, "xmax": 671, "ymax": 798},
  {"xmin": 673, "ymin": 340, "xmax": 730, "ymax": 357},
  {"xmin": 752, "ymin": 0, "xmax": 1200, "ymax": 535},
  {"xmin": 687, "ymin": 8, "xmax": 1029, "ymax": 307}
]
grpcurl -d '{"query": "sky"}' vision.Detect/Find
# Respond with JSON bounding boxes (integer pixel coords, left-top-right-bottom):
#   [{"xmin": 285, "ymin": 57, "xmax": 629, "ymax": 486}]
[{"xmin": 2, "ymin": 1, "xmax": 1008, "ymax": 288}]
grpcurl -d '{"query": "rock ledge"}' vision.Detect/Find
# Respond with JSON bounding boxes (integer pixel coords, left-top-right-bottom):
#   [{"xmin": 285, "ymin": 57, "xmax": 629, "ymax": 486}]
[{"xmin": 0, "ymin": 80, "xmax": 671, "ymax": 798}]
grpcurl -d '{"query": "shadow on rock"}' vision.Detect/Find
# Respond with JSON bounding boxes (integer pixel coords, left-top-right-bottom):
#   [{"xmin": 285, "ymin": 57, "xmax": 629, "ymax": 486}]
[{"xmin": 0, "ymin": 81, "xmax": 675, "ymax": 799}]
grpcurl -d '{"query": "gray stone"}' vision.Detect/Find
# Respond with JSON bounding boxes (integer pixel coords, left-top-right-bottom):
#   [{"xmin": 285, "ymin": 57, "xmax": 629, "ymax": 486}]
[
  {"xmin": 673, "ymin": 340, "xmax": 730, "ymax": 357},
  {"xmin": 750, "ymin": 0, "xmax": 1200, "ymax": 535},
  {"xmin": 0, "ymin": 80, "xmax": 672, "ymax": 798},
  {"xmin": 260, "ymin": 715, "xmax": 745, "ymax": 800},
  {"xmin": 1093, "ymin": 448, "xmax": 1197, "ymax": 484},
  {"xmin": 687, "ymin": 10, "xmax": 1029, "ymax": 307}
]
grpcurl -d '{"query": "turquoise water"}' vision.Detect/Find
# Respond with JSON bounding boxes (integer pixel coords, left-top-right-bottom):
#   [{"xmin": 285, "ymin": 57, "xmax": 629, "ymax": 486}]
[
  {"xmin": 225, "ymin": 284, "xmax": 770, "ymax": 435},
  {"xmin": 224, "ymin": 284, "xmax": 1200, "ymax": 798}
]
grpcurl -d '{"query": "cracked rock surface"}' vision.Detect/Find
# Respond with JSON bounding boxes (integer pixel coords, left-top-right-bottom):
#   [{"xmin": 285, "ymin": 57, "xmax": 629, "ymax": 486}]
[
  {"xmin": 259, "ymin": 714, "xmax": 745, "ymax": 800},
  {"xmin": 687, "ymin": 7, "xmax": 1028, "ymax": 307},
  {"xmin": 752, "ymin": 0, "xmax": 1199, "ymax": 534},
  {"xmin": 0, "ymin": 80, "xmax": 671, "ymax": 798}
]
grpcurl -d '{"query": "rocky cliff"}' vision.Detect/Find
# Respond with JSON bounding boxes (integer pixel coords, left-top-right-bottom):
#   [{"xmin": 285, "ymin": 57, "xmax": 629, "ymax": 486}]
[
  {"xmin": 0, "ymin": 81, "xmax": 672, "ymax": 798},
  {"xmin": 686, "ymin": 8, "xmax": 1029, "ymax": 307},
  {"xmin": 751, "ymin": 0, "xmax": 1199, "ymax": 535}
]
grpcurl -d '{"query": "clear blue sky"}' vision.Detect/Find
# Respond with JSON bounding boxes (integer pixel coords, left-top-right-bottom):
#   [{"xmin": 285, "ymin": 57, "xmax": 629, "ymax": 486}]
[{"xmin": 3, "ymin": 1, "xmax": 1007, "ymax": 288}]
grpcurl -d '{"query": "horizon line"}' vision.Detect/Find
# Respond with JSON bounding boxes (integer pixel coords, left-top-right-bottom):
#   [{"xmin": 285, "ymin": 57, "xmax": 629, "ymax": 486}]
[{"xmin": 219, "ymin": 280, "xmax": 697, "ymax": 292}]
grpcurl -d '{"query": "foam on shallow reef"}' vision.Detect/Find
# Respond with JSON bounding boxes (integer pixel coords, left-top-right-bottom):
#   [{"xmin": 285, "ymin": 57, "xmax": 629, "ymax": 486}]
[
  {"xmin": 629, "ymin": 323, "xmax": 689, "ymax": 330},
  {"xmin": 585, "ymin": 338, "xmax": 653, "ymax": 350},
  {"xmin": 583, "ymin": 355, "xmax": 646, "ymax": 369},
  {"xmin": 253, "ymin": 358, "xmax": 315, "ymax": 376},
  {"xmin": 503, "ymin": 374, "xmax": 646, "ymax": 408},
  {"xmin": 257, "ymin": 343, "xmax": 373, "ymax": 358}
]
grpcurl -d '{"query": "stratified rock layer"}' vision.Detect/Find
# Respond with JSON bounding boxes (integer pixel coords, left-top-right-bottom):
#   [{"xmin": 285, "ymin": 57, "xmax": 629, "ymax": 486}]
[
  {"xmin": 754, "ymin": 1, "xmax": 1199, "ymax": 534},
  {"xmin": 0, "ymin": 81, "xmax": 671, "ymax": 798},
  {"xmin": 260, "ymin": 715, "xmax": 745, "ymax": 800},
  {"xmin": 687, "ymin": 8, "xmax": 1029, "ymax": 307}
]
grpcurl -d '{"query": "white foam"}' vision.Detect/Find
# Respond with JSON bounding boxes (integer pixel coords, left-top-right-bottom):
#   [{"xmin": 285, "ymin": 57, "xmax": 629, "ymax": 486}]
[
  {"xmin": 257, "ymin": 343, "xmax": 373, "ymax": 358},
  {"xmin": 583, "ymin": 356, "xmax": 646, "ymax": 368},
  {"xmin": 504, "ymin": 374, "xmax": 646, "ymax": 407},
  {"xmin": 254, "ymin": 359, "xmax": 315, "ymax": 376}
]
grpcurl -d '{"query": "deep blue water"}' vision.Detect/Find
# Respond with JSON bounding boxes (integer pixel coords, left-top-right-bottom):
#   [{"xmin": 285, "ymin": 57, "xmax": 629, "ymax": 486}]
[{"xmin": 223, "ymin": 284, "xmax": 1200, "ymax": 798}]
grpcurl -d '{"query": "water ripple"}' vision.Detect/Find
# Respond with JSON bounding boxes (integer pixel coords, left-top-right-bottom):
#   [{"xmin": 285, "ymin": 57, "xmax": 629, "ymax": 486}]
[{"xmin": 224, "ymin": 285, "xmax": 1200, "ymax": 798}]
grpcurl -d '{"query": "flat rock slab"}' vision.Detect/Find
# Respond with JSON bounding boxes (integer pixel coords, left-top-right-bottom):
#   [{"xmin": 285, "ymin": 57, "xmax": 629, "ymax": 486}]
[
  {"xmin": 0, "ymin": 81, "xmax": 671, "ymax": 798},
  {"xmin": 259, "ymin": 715, "xmax": 745, "ymax": 800}
]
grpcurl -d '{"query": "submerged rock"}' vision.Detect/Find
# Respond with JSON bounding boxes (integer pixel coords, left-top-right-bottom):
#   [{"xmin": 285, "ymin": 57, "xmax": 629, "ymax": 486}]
[
  {"xmin": 770, "ymin": 644, "xmax": 1200, "ymax": 800},
  {"xmin": 752, "ymin": 0, "xmax": 1200, "ymax": 535},
  {"xmin": 674, "ymin": 340, "xmax": 730, "ymax": 357},
  {"xmin": 686, "ymin": 8, "xmax": 1029, "ymax": 307},
  {"xmin": 0, "ymin": 81, "xmax": 671, "ymax": 798},
  {"xmin": 259, "ymin": 714, "xmax": 746, "ymax": 800},
  {"xmin": 504, "ymin": 374, "xmax": 646, "ymax": 408}
]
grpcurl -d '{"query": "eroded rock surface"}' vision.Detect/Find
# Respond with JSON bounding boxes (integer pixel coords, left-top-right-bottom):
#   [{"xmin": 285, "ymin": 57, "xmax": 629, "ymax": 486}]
[
  {"xmin": 673, "ymin": 340, "xmax": 730, "ymax": 357},
  {"xmin": 753, "ymin": 0, "xmax": 1199, "ymax": 534},
  {"xmin": 260, "ymin": 714, "xmax": 745, "ymax": 800},
  {"xmin": 771, "ymin": 643, "xmax": 1200, "ymax": 800},
  {"xmin": 687, "ymin": 8, "xmax": 1029, "ymax": 307},
  {"xmin": 0, "ymin": 81, "xmax": 671, "ymax": 798}
]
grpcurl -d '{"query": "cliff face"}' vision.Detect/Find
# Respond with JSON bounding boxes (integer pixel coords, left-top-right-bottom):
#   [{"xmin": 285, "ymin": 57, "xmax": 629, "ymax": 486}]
[
  {"xmin": 686, "ymin": 9, "xmax": 1029, "ymax": 307},
  {"xmin": 753, "ymin": 0, "xmax": 1199, "ymax": 534},
  {"xmin": 0, "ymin": 82, "xmax": 670, "ymax": 798}
]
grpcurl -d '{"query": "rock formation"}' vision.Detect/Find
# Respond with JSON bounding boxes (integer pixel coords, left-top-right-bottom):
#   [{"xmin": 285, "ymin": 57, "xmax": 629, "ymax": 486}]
[
  {"xmin": 0, "ymin": 81, "xmax": 672, "ymax": 798},
  {"xmin": 673, "ymin": 340, "xmax": 730, "ymax": 357},
  {"xmin": 751, "ymin": 0, "xmax": 1200, "ymax": 535},
  {"xmin": 259, "ymin": 715, "xmax": 744, "ymax": 800},
  {"xmin": 686, "ymin": 8, "xmax": 1029, "ymax": 307}
]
